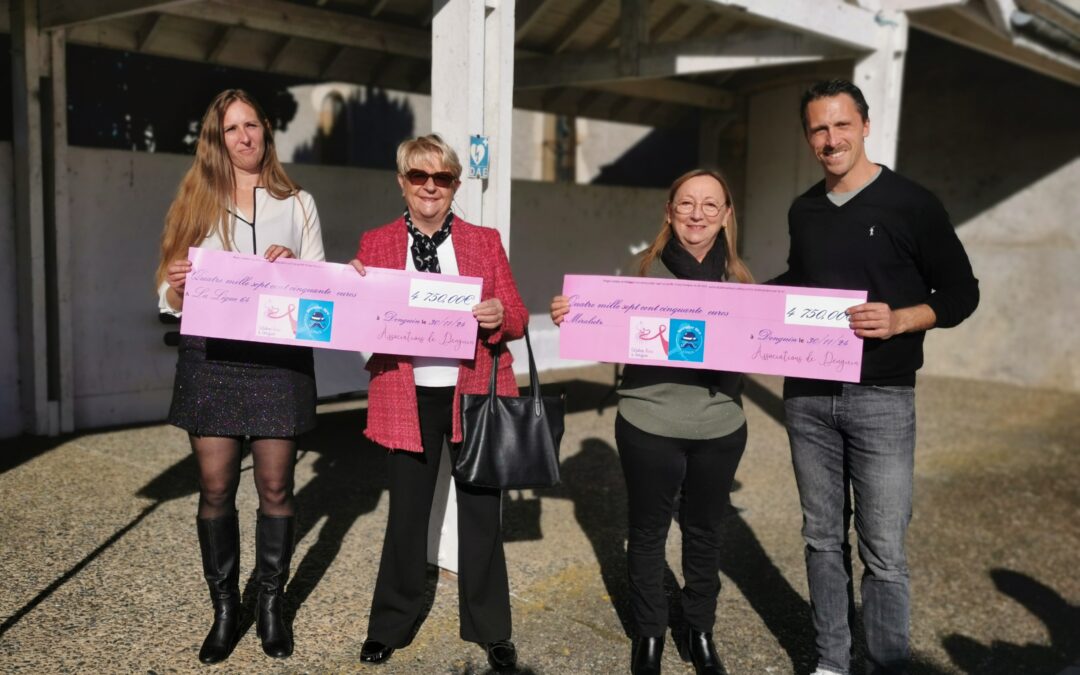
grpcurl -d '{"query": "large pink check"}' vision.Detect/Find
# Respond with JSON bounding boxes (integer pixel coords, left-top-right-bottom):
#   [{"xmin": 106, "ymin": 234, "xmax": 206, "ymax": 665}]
[
  {"xmin": 560, "ymin": 275, "xmax": 867, "ymax": 382},
  {"xmin": 181, "ymin": 248, "xmax": 481, "ymax": 358}
]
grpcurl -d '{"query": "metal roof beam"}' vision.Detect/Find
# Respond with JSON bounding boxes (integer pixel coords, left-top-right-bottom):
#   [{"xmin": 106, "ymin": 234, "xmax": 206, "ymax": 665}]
[
  {"xmin": 589, "ymin": 78, "xmax": 735, "ymax": 110},
  {"xmin": 266, "ymin": 35, "xmax": 294, "ymax": 71},
  {"xmin": 135, "ymin": 13, "xmax": 166, "ymax": 51},
  {"xmin": 689, "ymin": 0, "xmax": 880, "ymax": 51},
  {"xmin": 910, "ymin": 4, "xmax": 1080, "ymax": 83},
  {"xmin": 516, "ymin": 29, "xmax": 853, "ymax": 88},
  {"xmin": 879, "ymin": 0, "xmax": 969, "ymax": 10},
  {"xmin": 982, "ymin": 0, "xmax": 1019, "ymax": 33},
  {"xmin": 204, "ymin": 24, "xmax": 235, "ymax": 62},
  {"xmin": 40, "ymin": 0, "xmax": 197, "ymax": 29},
  {"xmin": 516, "ymin": 0, "xmax": 558, "ymax": 40},
  {"xmin": 515, "ymin": 88, "xmax": 693, "ymax": 127},
  {"xmin": 619, "ymin": 0, "xmax": 648, "ymax": 74},
  {"xmin": 552, "ymin": 0, "xmax": 611, "ymax": 52},
  {"xmin": 161, "ymin": 0, "xmax": 431, "ymax": 59}
]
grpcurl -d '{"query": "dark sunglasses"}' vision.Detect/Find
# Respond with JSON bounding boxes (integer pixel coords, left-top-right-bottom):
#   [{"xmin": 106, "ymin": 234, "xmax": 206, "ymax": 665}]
[{"xmin": 404, "ymin": 169, "xmax": 457, "ymax": 188}]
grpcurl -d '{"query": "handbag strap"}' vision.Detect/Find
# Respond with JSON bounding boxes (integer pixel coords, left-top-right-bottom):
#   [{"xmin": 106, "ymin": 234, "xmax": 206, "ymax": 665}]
[{"xmin": 486, "ymin": 325, "xmax": 544, "ymax": 414}]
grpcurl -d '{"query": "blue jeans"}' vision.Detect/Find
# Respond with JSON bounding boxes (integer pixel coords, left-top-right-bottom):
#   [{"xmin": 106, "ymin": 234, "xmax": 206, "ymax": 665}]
[{"xmin": 784, "ymin": 383, "xmax": 915, "ymax": 675}]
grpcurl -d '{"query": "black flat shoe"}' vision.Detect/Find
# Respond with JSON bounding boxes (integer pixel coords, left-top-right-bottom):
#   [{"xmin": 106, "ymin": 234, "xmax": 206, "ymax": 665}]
[
  {"xmin": 360, "ymin": 638, "xmax": 395, "ymax": 663},
  {"xmin": 631, "ymin": 635, "xmax": 664, "ymax": 675},
  {"xmin": 683, "ymin": 629, "xmax": 725, "ymax": 674},
  {"xmin": 485, "ymin": 639, "xmax": 517, "ymax": 672}
]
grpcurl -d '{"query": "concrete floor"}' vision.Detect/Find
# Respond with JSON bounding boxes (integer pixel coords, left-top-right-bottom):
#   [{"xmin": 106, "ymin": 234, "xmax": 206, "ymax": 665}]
[{"xmin": 1, "ymin": 367, "xmax": 1077, "ymax": 674}]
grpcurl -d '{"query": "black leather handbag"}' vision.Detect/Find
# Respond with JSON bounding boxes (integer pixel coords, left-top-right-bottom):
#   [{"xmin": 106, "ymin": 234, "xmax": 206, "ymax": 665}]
[{"xmin": 455, "ymin": 326, "xmax": 565, "ymax": 490}]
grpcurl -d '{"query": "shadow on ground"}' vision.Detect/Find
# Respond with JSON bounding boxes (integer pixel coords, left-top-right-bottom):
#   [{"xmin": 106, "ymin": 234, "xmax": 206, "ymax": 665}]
[
  {"xmin": 943, "ymin": 569, "xmax": 1079, "ymax": 674},
  {"xmin": 1, "ymin": 406, "xmax": 391, "ymax": 641},
  {"xmin": 531, "ymin": 430, "xmax": 819, "ymax": 673}
]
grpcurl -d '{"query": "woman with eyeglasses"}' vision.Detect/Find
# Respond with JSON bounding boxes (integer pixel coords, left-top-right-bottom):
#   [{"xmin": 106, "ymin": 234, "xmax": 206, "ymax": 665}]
[
  {"xmin": 156, "ymin": 89, "xmax": 324, "ymax": 663},
  {"xmin": 551, "ymin": 170, "xmax": 754, "ymax": 675},
  {"xmin": 347, "ymin": 134, "xmax": 527, "ymax": 672}
]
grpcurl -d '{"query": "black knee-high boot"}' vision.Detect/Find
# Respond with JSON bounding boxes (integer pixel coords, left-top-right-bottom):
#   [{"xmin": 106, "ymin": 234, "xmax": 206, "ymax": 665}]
[
  {"xmin": 196, "ymin": 513, "xmax": 241, "ymax": 664},
  {"xmin": 255, "ymin": 512, "xmax": 295, "ymax": 658}
]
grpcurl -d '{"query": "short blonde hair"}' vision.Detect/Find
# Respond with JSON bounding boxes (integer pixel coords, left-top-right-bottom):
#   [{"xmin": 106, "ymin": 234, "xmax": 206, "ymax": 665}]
[{"xmin": 395, "ymin": 133, "xmax": 462, "ymax": 179}]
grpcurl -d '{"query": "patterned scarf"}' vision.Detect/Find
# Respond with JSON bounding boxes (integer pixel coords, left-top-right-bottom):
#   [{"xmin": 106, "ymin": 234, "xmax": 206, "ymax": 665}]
[{"xmin": 404, "ymin": 209, "xmax": 453, "ymax": 273}]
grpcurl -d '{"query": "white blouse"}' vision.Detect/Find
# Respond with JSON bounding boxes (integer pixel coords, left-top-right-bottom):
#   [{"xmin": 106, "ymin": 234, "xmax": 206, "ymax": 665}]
[
  {"xmin": 158, "ymin": 188, "xmax": 325, "ymax": 316},
  {"xmin": 406, "ymin": 233, "xmax": 462, "ymax": 387}
]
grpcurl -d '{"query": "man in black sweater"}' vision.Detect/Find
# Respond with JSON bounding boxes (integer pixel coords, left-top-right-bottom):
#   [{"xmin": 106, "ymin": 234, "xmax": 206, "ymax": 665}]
[{"xmin": 773, "ymin": 80, "xmax": 979, "ymax": 675}]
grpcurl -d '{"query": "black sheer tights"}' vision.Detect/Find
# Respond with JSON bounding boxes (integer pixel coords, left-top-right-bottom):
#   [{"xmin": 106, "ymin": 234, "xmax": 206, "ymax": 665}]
[{"xmin": 190, "ymin": 435, "xmax": 298, "ymax": 519}]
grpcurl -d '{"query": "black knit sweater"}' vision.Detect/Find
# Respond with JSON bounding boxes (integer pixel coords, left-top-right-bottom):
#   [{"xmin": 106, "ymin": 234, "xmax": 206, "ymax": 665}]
[{"xmin": 773, "ymin": 166, "xmax": 979, "ymax": 391}]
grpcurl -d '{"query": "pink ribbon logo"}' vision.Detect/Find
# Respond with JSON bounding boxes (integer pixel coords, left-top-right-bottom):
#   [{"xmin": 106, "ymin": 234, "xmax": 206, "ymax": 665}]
[
  {"xmin": 265, "ymin": 303, "xmax": 298, "ymax": 334},
  {"xmin": 638, "ymin": 324, "xmax": 668, "ymax": 353}
]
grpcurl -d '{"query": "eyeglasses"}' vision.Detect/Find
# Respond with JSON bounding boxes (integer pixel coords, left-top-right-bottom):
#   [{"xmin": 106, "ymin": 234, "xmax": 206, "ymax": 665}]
[
  {"xmin": 672, "ymin": 200, "xmax": 728, "ymax": 218},
  {"xmin": 404, "ymin": 169, "xmax": 458, "ymax": 188}
]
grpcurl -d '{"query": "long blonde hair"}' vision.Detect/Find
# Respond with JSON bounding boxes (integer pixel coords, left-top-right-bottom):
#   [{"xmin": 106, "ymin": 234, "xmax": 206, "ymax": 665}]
[
  {"xmin": 155, "ymin": 89, "xmax": 300, "ymax": 287},
  {"xmin": 637, "ymin": 169, "xmax": 754, "ymax": 283}
]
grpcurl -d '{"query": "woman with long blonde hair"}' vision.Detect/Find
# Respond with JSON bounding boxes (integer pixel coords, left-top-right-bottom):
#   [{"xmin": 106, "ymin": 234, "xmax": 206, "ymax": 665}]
[
  {"xmin": 157, "ymin": 89, "xmax": 324, "ymax": 664},
  {"xmin": 552, "ymin": 169, "xmax": 752, "ymax": 675}
]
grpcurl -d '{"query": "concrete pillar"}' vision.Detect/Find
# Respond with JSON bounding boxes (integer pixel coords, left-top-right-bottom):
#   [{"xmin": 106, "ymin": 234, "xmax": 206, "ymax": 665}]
[
  {"xmin": 430, "ymin": 0, "xmax": 515, "ymax": 247},
  {"xmin": 743, "ymin": 83, "xmax": 823, "ymax": 281},
  {"xmin": 428, "ymin": 0, "xmax": 517, "ymax": 572},
  {"xmin": 698, "ymin": 111, "xmax": 736, "ymax": 173},
  {"xmin": 49, "ymin": 29, "xmax": 75, "ymax": 433},
  {"xmin": 854, "ymin": 10, "xmax": 908, "ymax": 170},
  {"xmin": 10, "ymin": 0, "xmax": 49, "ymax": 434},
  {"xmin": 481, "ymin": 0, "xmax": 515, "ymax": 247}
]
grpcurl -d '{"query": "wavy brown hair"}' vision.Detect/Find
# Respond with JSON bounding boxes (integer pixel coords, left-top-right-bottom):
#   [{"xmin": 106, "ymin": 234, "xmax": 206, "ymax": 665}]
[
  {"xmin": 637, "ymin": 169, "xmax": 754, "ymax": 283},
  {"xmin": 155, "ymin": 89, "xmax": 300, "ymax": 287}
]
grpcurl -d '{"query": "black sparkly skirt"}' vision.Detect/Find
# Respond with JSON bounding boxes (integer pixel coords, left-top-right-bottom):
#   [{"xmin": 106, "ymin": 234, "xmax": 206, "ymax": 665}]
[{"xmin": 168, "ymin": 335, "xmax": 317, "ymax": 437}]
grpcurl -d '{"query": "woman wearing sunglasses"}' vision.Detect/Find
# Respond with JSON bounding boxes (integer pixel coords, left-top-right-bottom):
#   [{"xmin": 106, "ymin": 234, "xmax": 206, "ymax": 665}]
[
  {"xmin": 551, "ymin": 170, "xmax": 754, "ymax": 675},
  {"xmin": 347, "ymin": 134, "xmax": 527, "ymax": 672}
]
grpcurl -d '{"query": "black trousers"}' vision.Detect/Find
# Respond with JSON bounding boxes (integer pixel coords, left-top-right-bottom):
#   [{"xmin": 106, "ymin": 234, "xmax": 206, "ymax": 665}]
[
  {"xmin": 368, "ymin": 386, "xmax": 511, "ymax": 646},
  {"xmin": 615, "ymin": 414, "xmax": 747, "ymax": 637}
]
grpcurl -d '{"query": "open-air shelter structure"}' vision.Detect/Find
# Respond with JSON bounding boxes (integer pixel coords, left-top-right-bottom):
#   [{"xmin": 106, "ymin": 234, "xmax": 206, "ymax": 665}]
[{"xmin": 4, "ymin": 0, "xmax": 1080, "ymax": 436}]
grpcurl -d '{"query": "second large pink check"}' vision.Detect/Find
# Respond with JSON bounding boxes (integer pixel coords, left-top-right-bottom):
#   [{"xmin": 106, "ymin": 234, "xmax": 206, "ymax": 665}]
[
  {"xmin": 560, "ymin": 275, "xmax": 867, "ymax": 382},
  {"xmin": 181, "ymin": 248, "xmax": 481, "ymax": 359}
]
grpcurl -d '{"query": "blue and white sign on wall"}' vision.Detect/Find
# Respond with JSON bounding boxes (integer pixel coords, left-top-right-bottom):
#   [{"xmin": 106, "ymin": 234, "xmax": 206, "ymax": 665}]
[{"xmin": 468, "ymin": 135, "xmax": 489, "ymax": 179}]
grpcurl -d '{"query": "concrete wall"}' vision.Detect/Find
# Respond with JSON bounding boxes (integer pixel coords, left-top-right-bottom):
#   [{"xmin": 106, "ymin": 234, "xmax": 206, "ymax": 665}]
[
  {"xmin": 0, "ymin": 142, "xmax": 19, "ymax": 436},
  {"xmin": 3, "ymin": 146, "xmax": 668, "ymax": 431},
  {"xmin": 921, "ymin": 158, "xmax": 1079, "ymax": 390},
  {"xmin": 900, "ymin": 31, "xmax": 1080, "ymax": 392},
  {"xmin": 274, "ymin": 83, "xmax": 552, "ymax": 183},
  {"xmin": 273, "ymin": 83, "xmax": 657, "ymax": 186},
  {"xmin": 5, "ymin": 30, "xmax": 1076, "ymax": 435},
  {"xmin": 64, "ymin": 148, "xmax": 401, "ymax": 428},
  {"xmin": 742, "ymin": 83, "xmax": 823, "ymax": 281},
  {"xmin": 740, "ymin": 30, "xmax": 1080, "ymax": 392},
  {"xmin": 575, "ymin": 118, "xmax": 653, "ymax": 184},
  {"xmin": 507, "ymin": 179, "xmax": 668, "ymax": 372},
  {"xmin": 67, "ymin": 149, "xmax": 195, "ymax": 427},
  {"xmin": 508, "ymin": 180, "xmax": 667, "ymax": 310}
]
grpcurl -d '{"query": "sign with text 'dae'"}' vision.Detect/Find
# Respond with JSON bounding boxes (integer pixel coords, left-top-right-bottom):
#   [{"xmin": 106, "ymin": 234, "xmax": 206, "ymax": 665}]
[{"xmin": 468, "ymin": 135, "xmax": 489, "ymax": 179}]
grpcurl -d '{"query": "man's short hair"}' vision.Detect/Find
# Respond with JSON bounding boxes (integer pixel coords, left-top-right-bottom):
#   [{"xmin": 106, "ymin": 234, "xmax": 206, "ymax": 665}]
[{"xmin": 800, "ymin": 79, "xmax": 870, "ymax": 133}]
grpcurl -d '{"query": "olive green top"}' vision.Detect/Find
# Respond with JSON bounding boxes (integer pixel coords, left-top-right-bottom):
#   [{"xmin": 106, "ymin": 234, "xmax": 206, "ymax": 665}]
[{"xmin": 616, "ymin": 257, "xmax": 746, "ymax": 440}]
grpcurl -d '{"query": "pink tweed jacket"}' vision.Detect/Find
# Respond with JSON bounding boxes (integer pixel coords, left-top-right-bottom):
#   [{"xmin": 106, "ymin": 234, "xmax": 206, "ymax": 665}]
[{"xmin": 356, "ymin": 215, "xmax": 528, "ymax": 453}]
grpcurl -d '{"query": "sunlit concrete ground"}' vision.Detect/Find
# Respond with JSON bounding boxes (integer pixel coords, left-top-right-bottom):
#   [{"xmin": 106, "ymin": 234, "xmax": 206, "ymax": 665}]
[{"xmin": 1, "ymin": 367, "xmax": 1077, "ymax": 674}]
